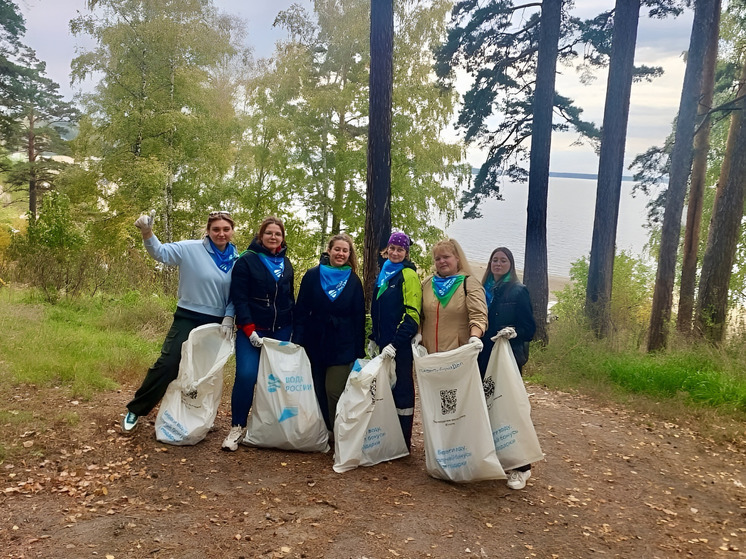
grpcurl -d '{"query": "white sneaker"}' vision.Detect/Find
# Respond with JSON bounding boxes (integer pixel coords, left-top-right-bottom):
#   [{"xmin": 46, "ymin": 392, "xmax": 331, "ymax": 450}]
[
  {"xmin": 506, "ymin": 469, "xmax": 531, "ymax": 490},
  {"xmin": 221, "ymin": 425, "xmax": 247, "ymax": 452},
  {"xmin": 121, "ymin": 411, "xmax": 139, "ymax": 434}
]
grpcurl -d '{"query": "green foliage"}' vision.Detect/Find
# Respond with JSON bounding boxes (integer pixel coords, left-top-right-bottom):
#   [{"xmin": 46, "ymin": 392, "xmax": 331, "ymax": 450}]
[
  {"xmin": 0, "ymin": 287, "xmax": 170, "ymax": 398},
  {"xmin": 0, "ymin": 1, "xmax": 77, "ymax": 216},
  {"xmin": 70, "ymin": 0, "xmax": 241, "ymax": 241},
  {"xmin": 554, "ymin": 252, "xmax": 654, "ymax": 344},
  {"xmin": 531, "ymin": 315, "xmax": 746, "ymax": 418},
  {"xmin": 435, "ymin": 0, "xmax": 599, "ymax": 218},
  {"xmin": 10, "ymin": 191, "xmax": 85, "ymax": 301},
  {"xmin": 239, "ymin": 0, "xmax": 466, "ymax": 252},
  {"xmin": 8, "ymin": 190, "xmax": 161, "ymax": 301}
]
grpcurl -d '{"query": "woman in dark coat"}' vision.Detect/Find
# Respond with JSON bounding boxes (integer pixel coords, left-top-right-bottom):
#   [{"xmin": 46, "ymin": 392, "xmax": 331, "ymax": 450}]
[
  {"xmin": 294, "ymin": 233, "xmax": 365, "ymax": 430},
  {"xmin": 478, "ymin": 246, "xmax": 536, "ymax": 490},
  {"xmin": 222, "ymin": 216, "xmax": 295, "ymax": 452}
]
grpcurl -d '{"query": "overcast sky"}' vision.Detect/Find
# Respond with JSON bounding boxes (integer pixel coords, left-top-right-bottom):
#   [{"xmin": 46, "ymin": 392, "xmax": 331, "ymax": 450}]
[{"xmin": 17, "ymin": 0, "xmax": 695, "ymax": 174}]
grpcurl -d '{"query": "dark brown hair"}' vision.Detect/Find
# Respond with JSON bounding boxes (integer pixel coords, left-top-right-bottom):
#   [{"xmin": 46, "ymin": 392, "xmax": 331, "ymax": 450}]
[{"xmin": 482, "ymin": 247, "xmax": 517, "ymax": 285}]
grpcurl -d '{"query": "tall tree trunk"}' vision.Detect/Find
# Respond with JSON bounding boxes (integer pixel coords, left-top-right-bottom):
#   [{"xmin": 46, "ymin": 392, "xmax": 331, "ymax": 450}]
[
  {"xmin": 364, "ymin": 0, "xmax": 393, "ymax": 309},
  {"xmin": 647, "ymin": 0, "xmax": 718, "ymax": 351},
  {"xmin": 27, "ymin": 109, "xmax": 38, "ymax": 220},
  {"xmin": 523, "ymin": 0, "xmax": 561, "ymax": 345},
  {"xmin": 332, "ymin": 110, "xmax": 347, "ymax": 235},
  {"xmin": 585, "ymin": 0, "xmax": 640, "ymax": 338},
  {"xmin": 677, "ymin": 1, "xmax": 721, "ymax": 334},
  {"xmin": 694, "ymin": 60, "xmax": 746, "ymax": 343}
]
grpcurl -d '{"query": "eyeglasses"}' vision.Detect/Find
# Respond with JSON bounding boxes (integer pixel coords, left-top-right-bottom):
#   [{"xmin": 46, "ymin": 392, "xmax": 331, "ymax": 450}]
[{"xmin": 209, "ymin": 211, "xmax": 232, "ymax": 218}]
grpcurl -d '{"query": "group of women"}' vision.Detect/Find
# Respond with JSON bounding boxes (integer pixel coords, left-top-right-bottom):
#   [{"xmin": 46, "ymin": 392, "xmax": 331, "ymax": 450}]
[{"xmin": 122, "ymin": 211, "xmax": 537, "ymax": 490}]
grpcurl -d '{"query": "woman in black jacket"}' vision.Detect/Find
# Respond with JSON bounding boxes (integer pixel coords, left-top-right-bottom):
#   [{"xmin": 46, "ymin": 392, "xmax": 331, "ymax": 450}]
[
  {"xmin": 478, "ymin": 246, "xmax": 536, "ymax": 490},
  {"xmin": 222, "ymin": 216, "xmax": 294, "ymax": 452},
  {"xmin": 294, "ymin": 234, "xmax": 365, "ymax": 430}
]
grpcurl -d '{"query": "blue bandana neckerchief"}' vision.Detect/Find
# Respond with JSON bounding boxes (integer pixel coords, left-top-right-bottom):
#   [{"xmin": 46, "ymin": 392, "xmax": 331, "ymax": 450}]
[
  {"xmin": 319, "ymin": 264, "xmax": 352, "ymax": 301},
  {"xmin": 376, "ymin": 260, "xmax": 404, "ymax": 298},
  {"xmin": 206, "ymin": 238, "xmax": 238, "ymax": 274},
  {"xmin": 432, "ymin": 274, "xmax": 465, "ymax": 308},
  {"xmin": 484, "ymin": 272, "xmax": 510, "ymax": 306},
  {"xmin": 257, "ymin": 251, "xmax": 285, "ymax": 282}
]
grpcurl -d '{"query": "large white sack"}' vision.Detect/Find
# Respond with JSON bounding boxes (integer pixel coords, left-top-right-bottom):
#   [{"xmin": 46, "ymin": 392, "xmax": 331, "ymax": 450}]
[
  {"xmin": 414, "ymin": 343, "xmax": 506, "ymax": 482},
  {"xmin": 155, "ymin": 324, "xmax": 234, "ymax": 445},
  {"xmin": 243, "ymin": 338, "xmax": 329, "ymax": 452},
  {"xmin": 333, "ymin": 356, "xmax": 409, "ymax": 473},
  {"xmin": 483, "ymin": 338, "xmax": 544, "ymax": 470}
]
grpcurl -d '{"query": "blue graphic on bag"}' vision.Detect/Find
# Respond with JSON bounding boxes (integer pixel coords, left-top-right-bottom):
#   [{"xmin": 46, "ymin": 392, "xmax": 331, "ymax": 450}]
[
  {"xmin": 268, "ymin": 373, "xmax": 282, "ymax": 392},
  {"xmin": 278, "ymin": 407, "xmax": 299, "ymax": 422}
]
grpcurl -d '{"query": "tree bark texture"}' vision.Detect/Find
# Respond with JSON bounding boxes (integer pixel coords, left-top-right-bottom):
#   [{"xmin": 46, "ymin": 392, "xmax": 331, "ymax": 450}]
[
  {"xmin": 647, "ymin": 0, "xmax": 719, "ymax": 351},
  {"xmin": 27, "ymin": 109, "xmax": 38, "ymax": 219},
  {"xmin": 677, "ymin": 1, "xmax": 720, "ymax": 334},
  {"xmin": 364, "ymin": 0, "xmax": 394, "ymax": 309},
  {"xmin": 585, "ymin": 0, "xmax": 640, "ymax": 338},
  {"xmin": 523, "ymin": 0, "xmax": 561, "ymax": 345},
  {"xmin": 694, "ymin": 60, "xmax": 746, "ymax": 343}
]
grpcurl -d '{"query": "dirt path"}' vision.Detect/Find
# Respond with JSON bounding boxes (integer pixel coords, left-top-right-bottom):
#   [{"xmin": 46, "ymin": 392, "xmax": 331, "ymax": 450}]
[{"xmin": 2, "ymin": 384, "xmax": 745, "ymax": 559}]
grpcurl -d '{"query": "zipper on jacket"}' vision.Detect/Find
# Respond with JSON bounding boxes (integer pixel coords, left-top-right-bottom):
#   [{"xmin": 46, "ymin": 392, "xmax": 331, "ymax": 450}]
[
  {"xmin": 272, "ymin": 280, "xmax": 278, "ymax": 331},
  {"xmin": 435, "ymin": 302, "xmax": 440, "ymax": 352}
]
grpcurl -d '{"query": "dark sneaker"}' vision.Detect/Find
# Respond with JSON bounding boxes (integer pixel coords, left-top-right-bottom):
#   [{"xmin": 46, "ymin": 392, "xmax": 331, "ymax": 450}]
[{"xmin": 121, "ymin": 411, "xmax": 139, "ymax": 434}]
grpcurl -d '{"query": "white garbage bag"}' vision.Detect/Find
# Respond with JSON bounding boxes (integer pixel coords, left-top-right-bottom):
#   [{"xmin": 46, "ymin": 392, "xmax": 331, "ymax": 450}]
[
  {"xmin": 333, "ymin": 356, "xmax": 409, "ymax": 473},
  {"xmin": 155, "ymin": 323, "xmax": 234, "ymax": 445},
  {"xmin": 414, "ymin": 343, "xmax": 506, "ymax": 482},
  {"xmin": 243, "ymin": 338, "xmax": 329, "ymax": 452},
  {"xmin": 483, "ymin": 337, "xmax": 544, "ymax": 470}
]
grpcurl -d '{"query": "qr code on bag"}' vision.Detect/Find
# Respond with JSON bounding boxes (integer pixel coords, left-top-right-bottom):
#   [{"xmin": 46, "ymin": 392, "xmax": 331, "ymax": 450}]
[
  {"xmin": 370, "ymin": 378, "xmax": 377, "ymax": 405},
  {"xmin": 483, "ymin": 376, "xmax": 495, "ymax": 400},
  {"xmin": 439, "ymin": 389, "xmax": 457, "ymax": 415}
]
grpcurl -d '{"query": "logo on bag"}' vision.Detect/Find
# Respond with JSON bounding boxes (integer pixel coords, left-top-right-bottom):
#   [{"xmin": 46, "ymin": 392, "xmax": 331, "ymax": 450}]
[
  {"xmin": 278, "ymin": 407, "xmax": 298, "ymax": 422},
  {"xmin": 439, "ymin": 389, "xmax": 457, "ymax": 415},
  {"xmin": 267, "ymin": 373, "xmax": 282, "ymax": 392}
]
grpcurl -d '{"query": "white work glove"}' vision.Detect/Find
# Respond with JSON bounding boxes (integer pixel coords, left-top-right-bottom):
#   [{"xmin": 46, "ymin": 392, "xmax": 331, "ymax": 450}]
[
  {"xmin": 412, "ymin": 333, "xmax": 422, "ymax": 347},
  {"xmin": 468, "ymin": 336, "xmax": 483, "ymax": 351},
  {"xmin": 492, "ymin": 326, "xmax": 517, "ymax": 341},
  {"xmin": 367, "ymin": 339, "xmax": 379, "ymax": 357},
  {"xmin": 220, "ymin": 316, "xmax": 235, "ymax": 340},
  {"xmin": 134, "ymin": 209, "xmax": 156, "ymax": 233},
  {"xmin": 249, "ymin": 331, "xmax": 263, "ymax": 348},
  {"xmin": 381, "ymin": 344, "xmax": 397, "ymax": 359}
]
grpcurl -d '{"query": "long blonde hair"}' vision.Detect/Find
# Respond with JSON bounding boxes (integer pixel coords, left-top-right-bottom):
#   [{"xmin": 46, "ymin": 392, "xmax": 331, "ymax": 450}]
[{"xmin": 431, "ymin": 238, "xmax": 473, "ymax": 277}]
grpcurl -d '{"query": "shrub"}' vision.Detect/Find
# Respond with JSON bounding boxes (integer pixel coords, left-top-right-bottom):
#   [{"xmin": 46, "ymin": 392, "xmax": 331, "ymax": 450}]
[{"xmin": 552, "ymin": 251, "xmax": 653, "ymax": 347}]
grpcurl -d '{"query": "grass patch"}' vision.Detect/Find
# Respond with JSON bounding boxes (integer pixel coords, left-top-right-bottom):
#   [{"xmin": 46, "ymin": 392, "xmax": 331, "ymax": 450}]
[
  {"xmin": 529, "ymin": 317, "xmax": 746, "ymax": 441},
  {"xmin": 0, "ymin": 288, "xmax": 172, "ymax": 398}
]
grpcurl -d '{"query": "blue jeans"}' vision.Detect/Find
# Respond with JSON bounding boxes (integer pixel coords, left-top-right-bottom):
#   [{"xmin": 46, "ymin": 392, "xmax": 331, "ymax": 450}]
[{"xmin": 230, "ymin": 325, "xmax": 292, "ymax": 427}]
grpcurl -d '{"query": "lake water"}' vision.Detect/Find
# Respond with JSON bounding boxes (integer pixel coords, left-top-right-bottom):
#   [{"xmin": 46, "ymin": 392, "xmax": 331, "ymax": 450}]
[{"xmin": 446, "ymin": 177, "xmax": 651, "ymax": 279}]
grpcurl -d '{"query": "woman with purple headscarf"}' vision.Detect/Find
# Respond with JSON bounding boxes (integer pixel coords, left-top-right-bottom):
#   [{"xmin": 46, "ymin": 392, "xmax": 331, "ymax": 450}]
[{"xmin": 369, "ymin": 232, "xmax": 422, "ymax": 449}]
